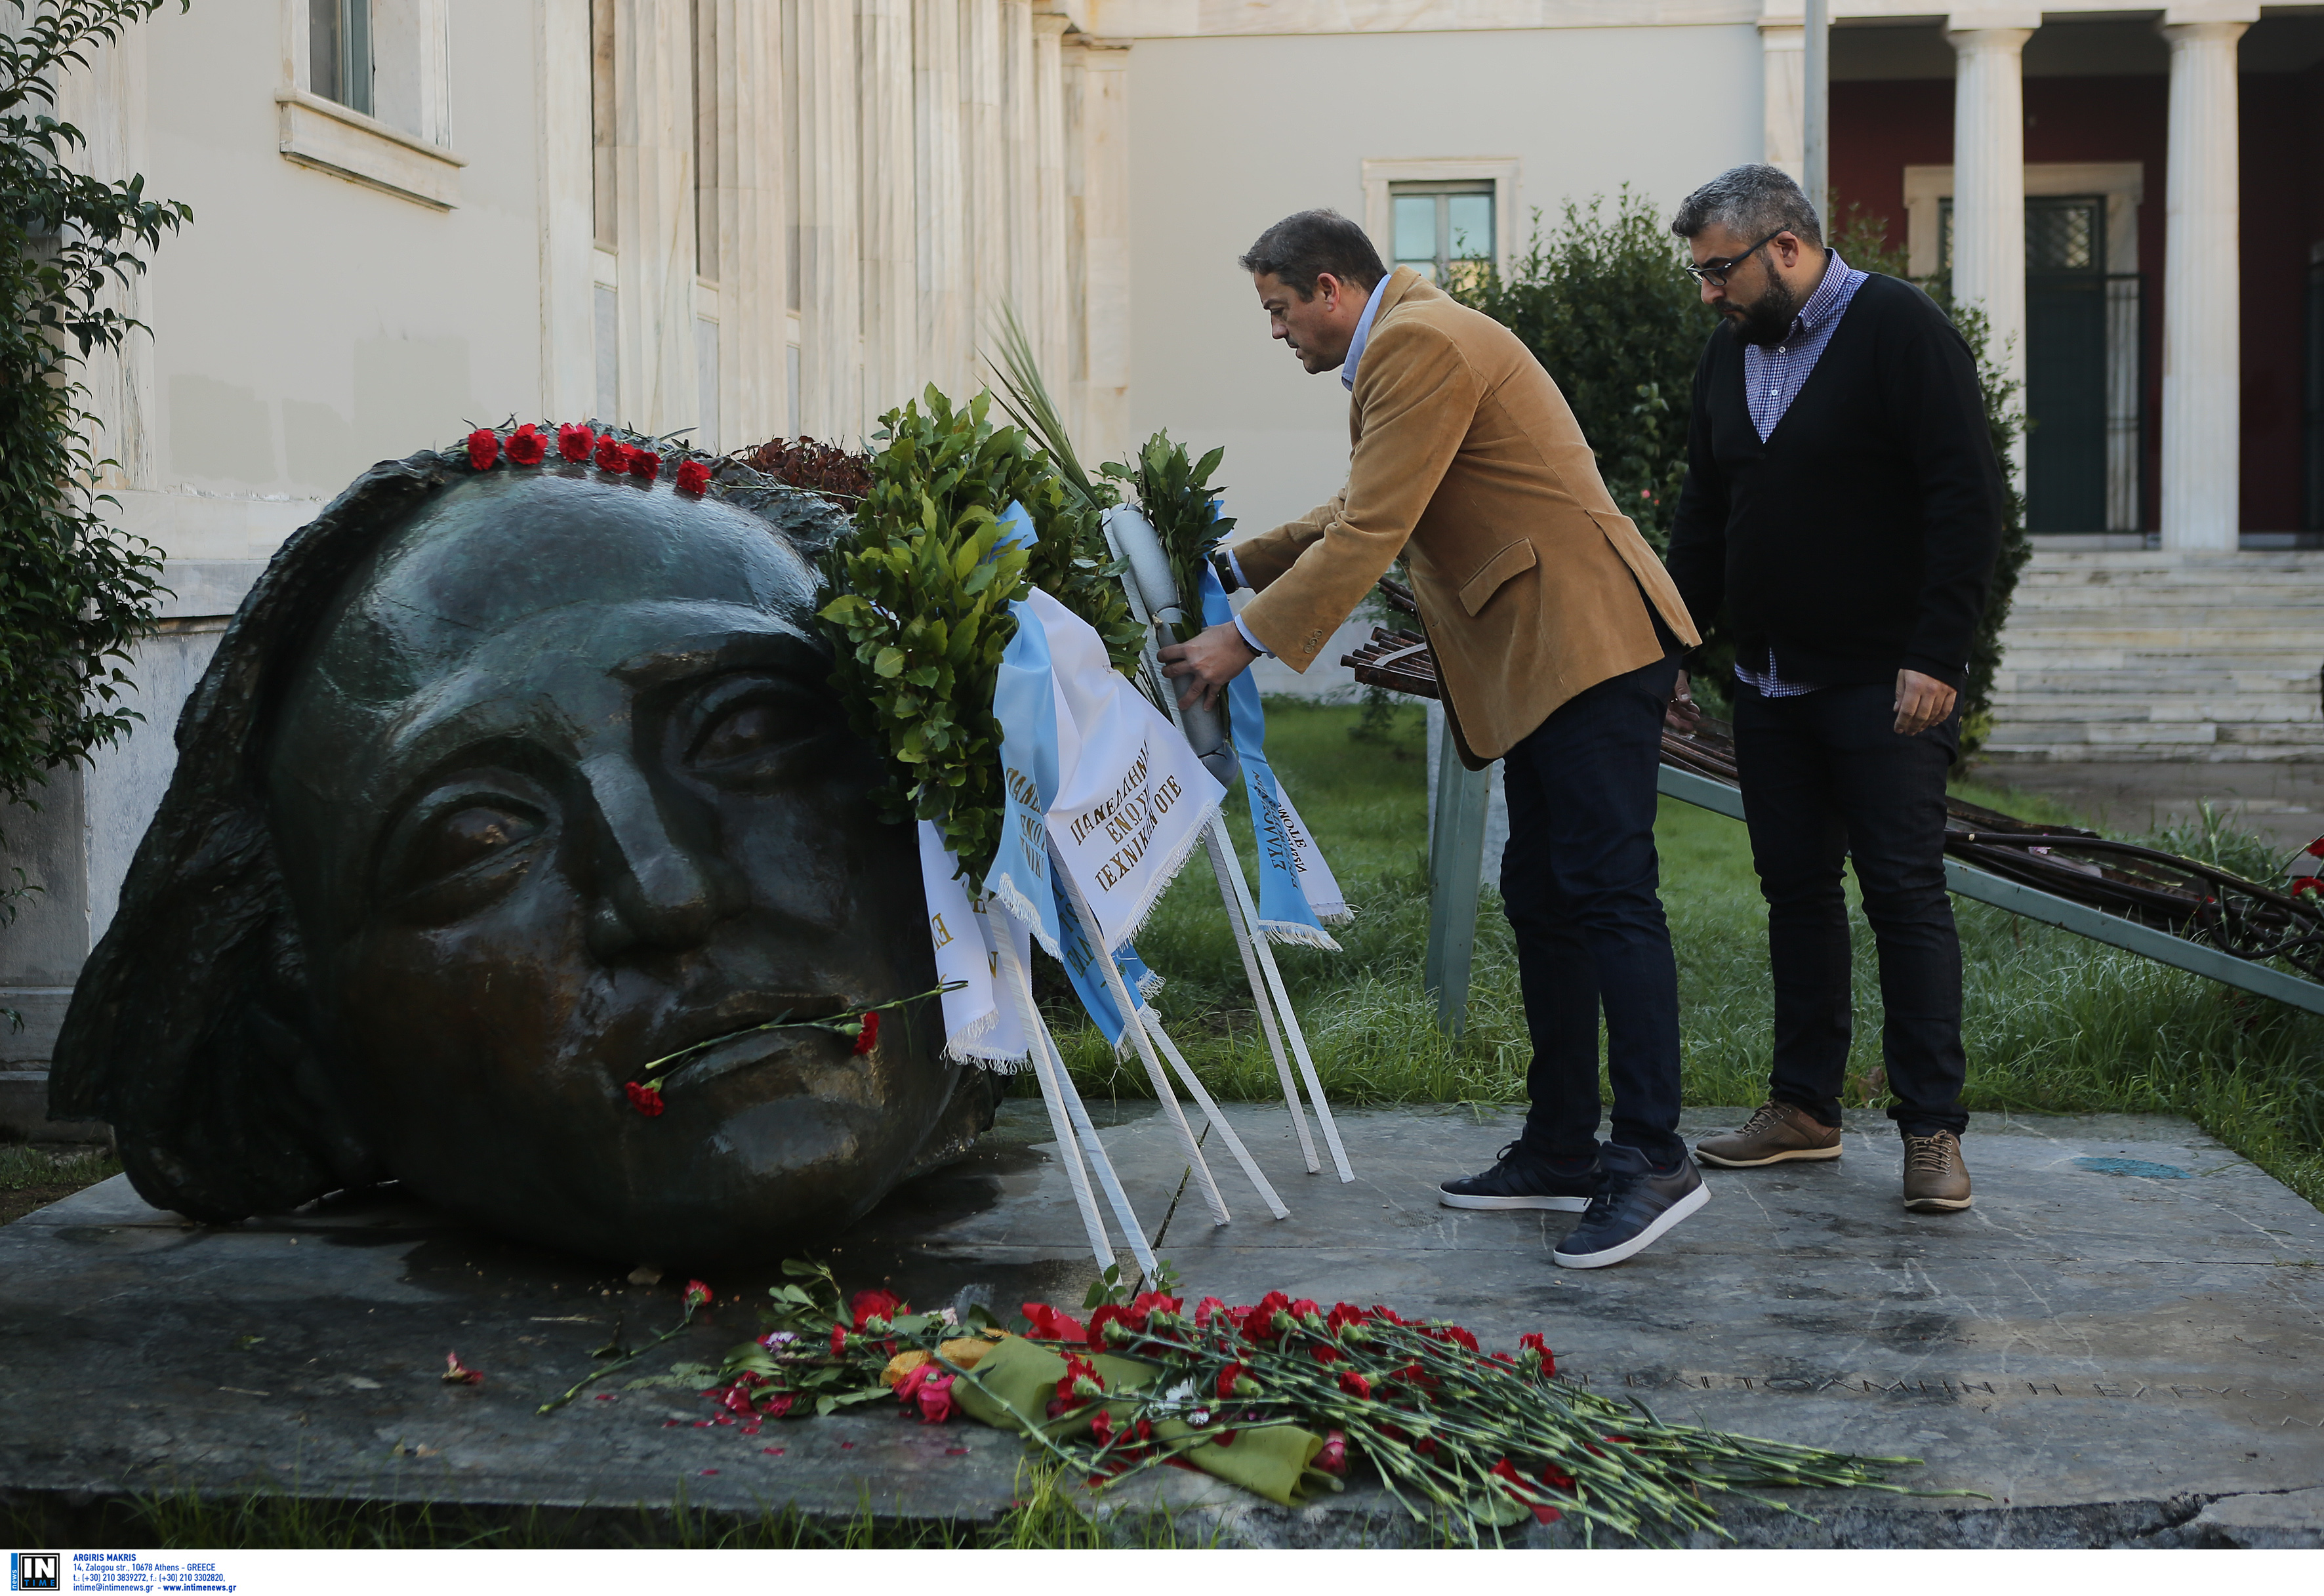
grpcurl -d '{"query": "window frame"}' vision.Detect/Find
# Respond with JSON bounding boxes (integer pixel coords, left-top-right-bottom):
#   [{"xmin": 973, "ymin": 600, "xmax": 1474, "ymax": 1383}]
[
  {"xmin": 1361, "ymin": 157, "xmax": 1519, "ymax": 282},
  {"xmin": 278, "ymin": 0, "xmax": 464, "ymax": 211}
]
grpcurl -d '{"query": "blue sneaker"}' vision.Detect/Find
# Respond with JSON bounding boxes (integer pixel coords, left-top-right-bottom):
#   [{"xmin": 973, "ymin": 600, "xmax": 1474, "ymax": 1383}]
[
  {"xmin": 1438, "ymin": 1142, "xmax": 1600, "ymax": 1212},
  {"xmin": 1553, "ymin": 1145, "xmax": 1708, "ymax": 1269}
]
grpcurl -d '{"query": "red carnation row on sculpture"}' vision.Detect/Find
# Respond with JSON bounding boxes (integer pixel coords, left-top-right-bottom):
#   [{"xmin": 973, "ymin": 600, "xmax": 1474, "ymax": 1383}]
[{"xmin": 461, "ymin": 422, "xmax": 712, "ymax": 495}]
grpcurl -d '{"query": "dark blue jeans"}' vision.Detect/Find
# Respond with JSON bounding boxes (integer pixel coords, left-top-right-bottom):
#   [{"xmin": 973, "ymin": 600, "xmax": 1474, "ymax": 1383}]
[
  {"xmin": 1501, "ymin": 646, "xmax": 1686, "ymax": 1168},
  {"xmin": 1731, "ymin": 679, "xmax": 1968, "ymax": 1137}
]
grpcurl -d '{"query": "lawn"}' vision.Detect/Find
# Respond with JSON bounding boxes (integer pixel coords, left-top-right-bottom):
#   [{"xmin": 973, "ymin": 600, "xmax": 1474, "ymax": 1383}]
[{"xmin": 1040, "ymin": 697, "xmax": 2324, "ymax": 1208}]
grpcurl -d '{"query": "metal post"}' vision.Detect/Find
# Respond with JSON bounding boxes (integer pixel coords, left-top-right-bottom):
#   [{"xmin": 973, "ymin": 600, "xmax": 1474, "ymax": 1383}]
[
  {"xmin": 1423, "ymin": 714, "xmax": 1492, "ymax": 1036},
  {"xmin": 1804, "ymin": 0, "xmax": 1829, "ymax": 224}
]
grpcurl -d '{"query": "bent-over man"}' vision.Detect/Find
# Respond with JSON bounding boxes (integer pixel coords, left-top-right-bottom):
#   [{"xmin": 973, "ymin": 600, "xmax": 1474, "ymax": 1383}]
[
  {"xmin": 1160, "ymin": 209, "xmax": 1708, "ymax": 1268},
  {"xmin": 1664, "ymin": 166, "xmax": 2005, "ymax": 1211}
]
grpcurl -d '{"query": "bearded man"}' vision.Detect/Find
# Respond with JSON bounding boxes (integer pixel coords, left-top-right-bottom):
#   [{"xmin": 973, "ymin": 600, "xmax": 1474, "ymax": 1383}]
[
  {"xmin": 1160, "ymin": 209, "xmax": 1709, "ymax": 1269},
  {"xmin": 1663, "ymin": 165, "xmax": 2005, "ymax": 1212}
]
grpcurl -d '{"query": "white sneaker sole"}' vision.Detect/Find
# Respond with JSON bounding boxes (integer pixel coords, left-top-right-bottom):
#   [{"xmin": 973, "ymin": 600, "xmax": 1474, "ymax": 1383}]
[
  {"xmin": 1438, "ymin": 1190, "xmax": 1592, "ymax": 1212},
  {"xmin": 1552, "ymin": 1181, "xmax": 1710, "ymax": 1269}
]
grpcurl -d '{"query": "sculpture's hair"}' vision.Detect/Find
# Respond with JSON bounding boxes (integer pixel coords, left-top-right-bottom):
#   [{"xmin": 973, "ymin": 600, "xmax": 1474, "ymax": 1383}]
[{"xmin": 47, "ymin": 438, "xmax": 851, "ymax": 1223}]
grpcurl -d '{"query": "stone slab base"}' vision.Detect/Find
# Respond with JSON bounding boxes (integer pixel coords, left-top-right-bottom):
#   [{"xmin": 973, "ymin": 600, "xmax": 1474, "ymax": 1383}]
[{"xmin": 0, "ymin": 1103, "xmax": 2317, "ymax": 1548}]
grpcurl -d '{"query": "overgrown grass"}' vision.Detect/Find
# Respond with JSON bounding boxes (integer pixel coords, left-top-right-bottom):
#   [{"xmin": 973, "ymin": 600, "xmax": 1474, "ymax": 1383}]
[
  {"xmin": 0, "ymin": 1141, "xmax": 119, "ymax": 1191},
  {"xmin": 1037, "ymin": 699, "xmax": 2324, "ymax": 1208}
]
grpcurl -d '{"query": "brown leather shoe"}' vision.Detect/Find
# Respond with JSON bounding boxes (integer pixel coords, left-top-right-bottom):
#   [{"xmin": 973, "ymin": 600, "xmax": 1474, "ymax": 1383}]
[
  {"xmin": 1694, "ymin": 1101, "xmax": 1843, "ymax": 1168},
  {"xmin": 1902, "ymin": 1131, "xmax": 1974, "ymax": 1211}
]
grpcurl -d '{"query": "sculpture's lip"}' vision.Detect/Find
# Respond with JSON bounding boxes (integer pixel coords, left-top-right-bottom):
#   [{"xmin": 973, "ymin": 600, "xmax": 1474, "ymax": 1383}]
[
  {"xmin": 659, "ymin": 1023, "xmax": 841, "ymax": 1094},
  {"xmin": 644, "ymin": 992, "xmax": 857, "ymax": 1094}
]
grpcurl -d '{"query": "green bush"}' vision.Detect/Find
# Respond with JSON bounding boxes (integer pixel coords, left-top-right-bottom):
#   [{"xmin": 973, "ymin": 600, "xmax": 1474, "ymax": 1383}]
[{"xmin": 1452, "ymin": 189, "xmax": 1715, "ymax": 553}]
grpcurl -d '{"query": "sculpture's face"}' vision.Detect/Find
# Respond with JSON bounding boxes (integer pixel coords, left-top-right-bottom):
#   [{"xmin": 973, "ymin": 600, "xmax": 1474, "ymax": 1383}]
[{"xmin": 266, "ymin": 469, "xmax": 950, "ymax": 1260}]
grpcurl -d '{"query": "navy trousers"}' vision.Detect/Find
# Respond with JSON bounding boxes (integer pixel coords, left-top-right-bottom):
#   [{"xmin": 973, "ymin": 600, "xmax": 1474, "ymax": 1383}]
[
  {"xmin": 1730, "ymin": 679, "xmax": 1969, "ymax": 1137},
  {"xmin": 1500, "ymin": 644, "xmax": 1686, "ymax": 1168}
]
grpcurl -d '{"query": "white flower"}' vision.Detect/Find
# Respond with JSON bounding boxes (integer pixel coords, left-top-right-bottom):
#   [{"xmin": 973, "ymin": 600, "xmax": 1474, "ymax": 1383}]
[
  {"xmin": 941, "ymin": 1307, "xmax": 959, "ymax": 1326},
  {"xmin": 1151, "ymin": 1378, "xmax": 1198, "ymax": 1416}
]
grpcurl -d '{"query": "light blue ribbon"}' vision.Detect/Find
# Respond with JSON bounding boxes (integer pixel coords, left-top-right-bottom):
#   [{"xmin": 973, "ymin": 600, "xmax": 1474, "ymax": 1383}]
[
  {"xmin": 984, "ymin": 510, "xmax": 1061, "ymax": 953},
  {"xmin": 1048, "ymin": 870, "xmax": 1161, "ymax": 1047},
  {"xmin": 1200, "ymin": 556, "xmax": 1334, "ymax": 945}
]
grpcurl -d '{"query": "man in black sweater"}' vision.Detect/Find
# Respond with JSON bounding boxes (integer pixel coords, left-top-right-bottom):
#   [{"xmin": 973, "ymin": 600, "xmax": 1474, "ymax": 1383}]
[{"xmin": 1663, "ymin": 165, "xmax": 2005, "ymax": 1212}]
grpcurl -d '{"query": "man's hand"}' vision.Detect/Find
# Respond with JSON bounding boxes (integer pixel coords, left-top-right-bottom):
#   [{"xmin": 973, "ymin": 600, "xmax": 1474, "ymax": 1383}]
[
  {"xmin": 1894, "ymin": 668, "xmax": 1957, "ymax": 735},
  {"xmin": 1665, "ymin": 668, "xmax": 1701, "ymax": 732},
  {"xmin": 1158, "ymin": 621, "xmax": 1261, "ymax": 712}
]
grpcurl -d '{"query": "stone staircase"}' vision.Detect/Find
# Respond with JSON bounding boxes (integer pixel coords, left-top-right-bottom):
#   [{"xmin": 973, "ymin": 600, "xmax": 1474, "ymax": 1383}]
[{"xmin": 1984, "ymin": 551, "xmax": 2324, "ymax": 762}]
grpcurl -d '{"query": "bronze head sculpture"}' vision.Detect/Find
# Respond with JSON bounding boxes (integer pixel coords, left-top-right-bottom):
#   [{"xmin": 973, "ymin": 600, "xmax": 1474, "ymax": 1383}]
[{"xmin": 52, "ymin": 443, "xmax": 994, "ymax": 1261}]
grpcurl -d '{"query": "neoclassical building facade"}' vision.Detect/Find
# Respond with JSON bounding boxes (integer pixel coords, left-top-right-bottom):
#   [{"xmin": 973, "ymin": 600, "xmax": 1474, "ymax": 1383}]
[{"xmin": 3, "ymin": 0, "xmax": 2318, "ymax": 1118}]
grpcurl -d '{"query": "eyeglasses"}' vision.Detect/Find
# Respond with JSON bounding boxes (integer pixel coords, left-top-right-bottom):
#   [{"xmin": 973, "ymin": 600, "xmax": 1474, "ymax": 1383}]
[{"xmin": 1685, "ymin": 229, "xmax": 1785, "ymax": 287}]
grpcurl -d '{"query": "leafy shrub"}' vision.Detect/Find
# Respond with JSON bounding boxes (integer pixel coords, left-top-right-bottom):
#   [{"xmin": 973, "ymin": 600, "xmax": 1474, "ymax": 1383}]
[
  {"xmin": 0, "ymin": 1, "xmax": 190, "ymax": 833},
  {"xmin": 1451, "ymin": 188, "xmax": 1717, "ymax": 552}
]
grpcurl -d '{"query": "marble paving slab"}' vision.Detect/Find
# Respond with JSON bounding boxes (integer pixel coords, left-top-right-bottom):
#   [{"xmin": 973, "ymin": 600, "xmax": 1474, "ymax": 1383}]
[{"xmin": 1, "ymin": 1102, "xmax": 2318, "ymax": 1546}]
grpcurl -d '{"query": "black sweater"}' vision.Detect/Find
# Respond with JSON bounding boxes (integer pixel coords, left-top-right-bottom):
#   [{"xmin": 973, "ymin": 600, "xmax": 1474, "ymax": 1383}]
[{"xmin": 1665, "ymin": 272, "xmax": 2005, "ymax": 691}]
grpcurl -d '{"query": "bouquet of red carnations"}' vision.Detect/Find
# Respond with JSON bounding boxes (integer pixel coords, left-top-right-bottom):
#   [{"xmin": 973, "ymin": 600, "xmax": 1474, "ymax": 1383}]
[{"xmin": 563, "ymin": 1261, "xmax": 1939, "ymax": 1546}]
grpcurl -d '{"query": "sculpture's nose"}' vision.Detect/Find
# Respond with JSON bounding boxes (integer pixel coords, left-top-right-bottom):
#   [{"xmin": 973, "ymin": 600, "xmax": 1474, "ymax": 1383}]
[{"xmin": 578, "ymin": 750, "xmax": 728, "ymax": 960}]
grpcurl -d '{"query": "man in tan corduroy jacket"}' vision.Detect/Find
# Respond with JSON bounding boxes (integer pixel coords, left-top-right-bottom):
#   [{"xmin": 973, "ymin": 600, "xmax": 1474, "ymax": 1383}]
[{"xmin": 1161, "ymin": 210, "xmax": 1710, "ymax": 1269}]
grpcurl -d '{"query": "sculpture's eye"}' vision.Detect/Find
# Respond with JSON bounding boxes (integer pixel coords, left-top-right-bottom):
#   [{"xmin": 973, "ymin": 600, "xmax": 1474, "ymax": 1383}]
[
  {"xmin": 693, "ymin": 701, "xmax": 792, "ymax": 766},
  {"xmin": 409, "ymin": 804, "xmax": 542, "ymax": 882},
  {"xmin": 379, "ymin": 782, "xmax": 550, "ymax": 919},
  {"xmin": 682, "ymin": 676, "xmax": 822, "ymax": 781}
]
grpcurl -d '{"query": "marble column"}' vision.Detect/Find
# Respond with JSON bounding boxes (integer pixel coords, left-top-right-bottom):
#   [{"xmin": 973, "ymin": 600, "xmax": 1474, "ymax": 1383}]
[
  {"xmin": 796, "ymin": 0, "xmax": 863, "ymax": 438},
  {"xmin": 960, "ymin": 0, "xmax": 1007, "ymax": 369},
  {"xmin": 1069, "ymin": 39, "xmax": 1131, "ymax": 464},
  {"xmin": 608, "ymin": 0, "xmax": 697, "ymax": 438},
  {"xmin": 1759, "ymin": 17, "xmax": 1804, "ymax": 184},
  {"xmin": 1945, "ymin": 16, "xmax": 2034, "ymax": 478},
  {"xmin": 1000, "ymin": 0, "xmax": 1037, "ymax": 342},
  {"xmin": 2158, "ymin": 11, "xmax": 2253, "ymax": 550},
  {"xmin": 916, "ymin": 0, "xmax": 969, "ymax": 399},
  {"xmin": 859, "ymin": 0, "xmax": 917, "ymax": 422},
  {"xmin": 1032, "ymin": 14, "xmax": 1070, "ymax": 394},
  {"xmin": 536, "ymin": 0, "xmax": 598, "ymax": 422},
  {"xmin": 701, "ymin": 0, "xmax": 788, "ymax": 447}
]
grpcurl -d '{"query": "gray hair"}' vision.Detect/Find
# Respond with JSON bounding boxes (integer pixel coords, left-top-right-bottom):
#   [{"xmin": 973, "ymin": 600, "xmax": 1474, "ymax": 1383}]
[{"xmin": 1670, "ymin": 165, "xmax": 1824, "ymax": 247}]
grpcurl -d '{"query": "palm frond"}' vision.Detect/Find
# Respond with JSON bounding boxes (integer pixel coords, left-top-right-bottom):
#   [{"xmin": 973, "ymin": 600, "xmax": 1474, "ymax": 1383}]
[{"xmin": 983, "ymin": 302, "xmax": 1103, "ymax": 512}]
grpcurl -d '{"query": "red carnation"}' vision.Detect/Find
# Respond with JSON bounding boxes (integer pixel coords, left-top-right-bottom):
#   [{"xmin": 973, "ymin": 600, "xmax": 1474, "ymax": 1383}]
[
  {"xmin": 466, "ymin": 428, "xmax": 500, "ymax": 470},
  {"xmin": 850, "ymin": 1011, "xmax": 879, "ymax": 1057},
  {"xmin": 558, "ymin": 423, "xmax": 595, "ymax": 462},
  {"xmin": 1337, "ymin": 1370, "xmax": 1371, "ymax": 1400},
  {"xmin": 849, "ymin": 1288, "xmax": 903, "ymax": 1330},
  {"xmin": 1217, "ymin": 1363, "xmax": 1256, "ymax": 1400},
  {"xmin": 683, "ymin": 1279, "xmax": 712, "ymax": 1310},
  {"xmin": 1088, "ymin": 1303, "xmax": 1140, "ymax": 1348},
  {"xmin": 1193, "ymin": 1297, "xmax": 1229, "ymax": 1329},
  {"xmin": 676, "ymin": 457, "xmax": 712, "ymax": 495},
  {"xmin": 594, "ymin": 435, "xmax": 631, "ymax": 473},
  {"xmin": 1314, "ymin": 1429, "xmax": 1349, "ymax": 1476},
  {"xmin": 505, "ymin": 423, "xmax": 548, "ymax": 466},
  {"xmin": 1519, "ymin": 1332, "xmax": 1555, "ymax": 1377},
  {"xmin": 441, "ymin": 1351, "xmax": 484, "ymax": 1386},
  {"xmin": 829, "ymin": 1324, "xmax": 847, "ymax": 1358},
  {"xmin": 622, "ymin": 1081, "xmax": 664, "ymax": 1117},
  {"xmin": 627, "ymin": 447, "xmax": 661, "ymax": 479}
]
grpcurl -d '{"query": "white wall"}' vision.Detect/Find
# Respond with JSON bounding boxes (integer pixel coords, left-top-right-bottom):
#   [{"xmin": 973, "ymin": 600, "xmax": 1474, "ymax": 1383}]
[
  {"xmin": 136, "ymin": 3, "xmax": 546, "ymax": 522},
  {"xmin": 1126, "ymin": 23, "xmax": 1763, "ymax": 547}
]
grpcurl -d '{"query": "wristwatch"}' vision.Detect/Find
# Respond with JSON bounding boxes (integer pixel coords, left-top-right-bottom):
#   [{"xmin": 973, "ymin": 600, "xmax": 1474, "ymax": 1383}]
[{"xmin": 1210, "ymin": 550, "xmax": 1240, "ymax": 594}]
